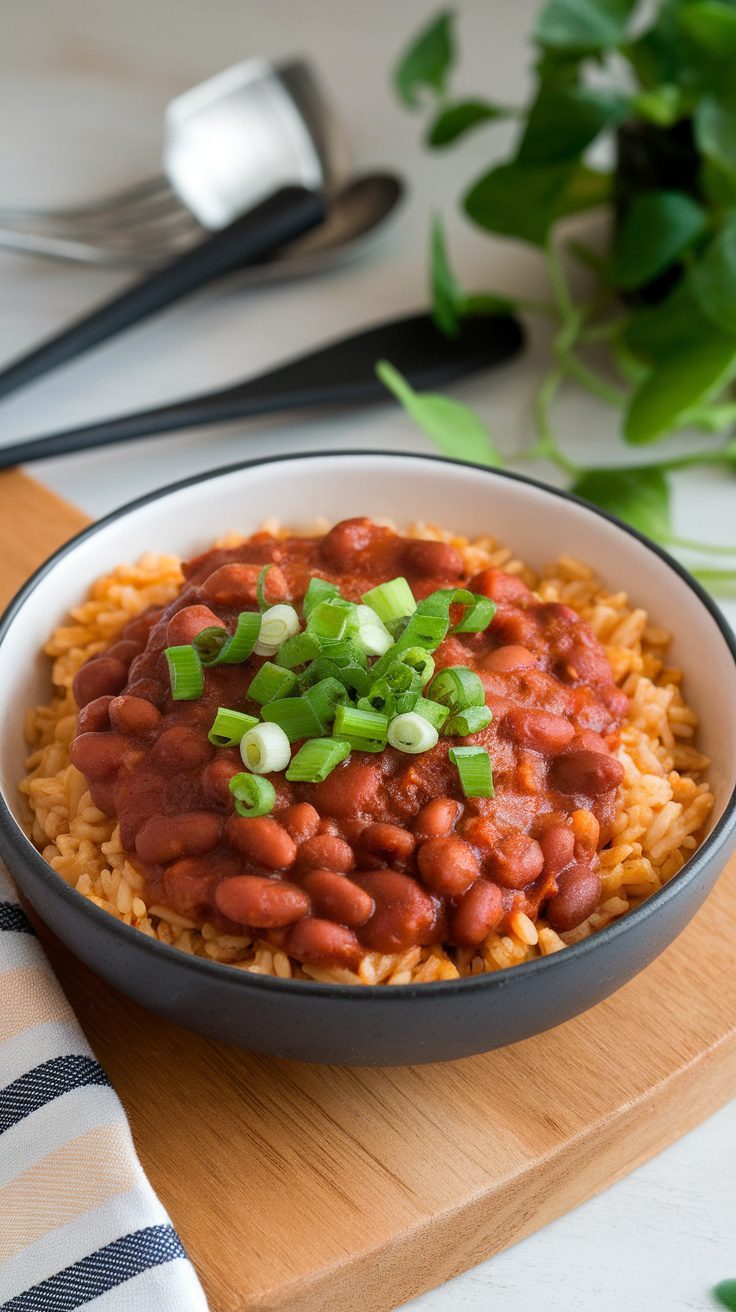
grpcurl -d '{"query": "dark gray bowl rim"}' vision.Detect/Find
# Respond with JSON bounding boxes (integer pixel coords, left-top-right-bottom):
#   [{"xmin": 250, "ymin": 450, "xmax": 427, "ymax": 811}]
[{"xmin": 1, "ymin": 449, "xmax": 735, "ymax": 1002}]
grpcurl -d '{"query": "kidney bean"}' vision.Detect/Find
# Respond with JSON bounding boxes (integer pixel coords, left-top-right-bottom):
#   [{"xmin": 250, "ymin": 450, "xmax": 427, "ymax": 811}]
[
  {"xmin": 104, "ymin": 639, "xmax": 143, "ymax": 665},
  {"xmin": 320, "ymin": 517, "xmax": 378, "ymax": 568},
  {"xmin": 457, "ymin": 815, "xmax": 498, "ymax": 850},
  {"xmin": 200, "ymin": 753, "xmax": 242, "ymax": 807},
  {"xmin": 468, "ymin": 569, "xmax": 532, "ymax": 604},
  {"xmin": 300, "ymin": 869, "xmax": 374, "ymax": 927},
  {"xmin": 163, "ymin": 857, "xmax": 218, "ymax": 921},
  {"xmin": 570, "ymin": 808, "xmax": 600, "ymax": 861},
  {"xmin": 150, "ymin": 726, "xmax": 213, "ymax": 770},
  {"xmin": 539, "ymin": 824, "xmax": 575, "ymax": 878},
  {"xmin": 546, "ymin": 863, "xmax": 602, "ymax": 931},
  {"xmin": 72, "ymin": 656, "xmax": 129, "ymax": 708},
  {"xmin": 201, "ymin": 563, "xmax": 288, "ymax": 608},
  {"xmin": 504, "ymin": 707, "xmax": 575, "ymax": 755},
  {"xmin": 550, "ymin": 750, "xmax": 624, "ymax": 797},
  {"xmin": 215, "ymin": 875, "xmax": 309, "ymax": 928},
  {"xmin": 417, "ymin": 836, "xmax": 480, "ymax": 896},
  {"xmin": 402, "ymin": 539, "xmax": 464, "ymax": 578},
  {"xmin": 451, "ymin": 879, "xmax": 504, "ymax": 947},
  {"xmin": 166, "ymin": 605, "xmax": 224, "ymax": 647},
  {"xmin": 309, "ymin": 760, "xmax": 381, "ymax": 818},
  {"xmin": 480, "ymin": 645, "xmax": 537, "ymax": 673},
  {"xmin": 135, "ymin": 811, "xmax": 222, "ymax": 865},
  {"xmin": 413, "ymin": 797, "xmax": 462, "ymax": 841},
  {"xmin": 297, "ymin": 832, "xmax": 355, "ymax": 872},
  {"xmin": 70, "ymin": 731, "xmax": 128, "ymax": 779},
  {"xmin": 490, "ymin": 608, "xmax": 542, "ymax": 649},
  {"xmin": 109, "ymin": 694, "xmax": 162, "ymax": 738},
  {"xmin": 227, "ymin": 815, "xmax": 297, "ymax": 869},
  {"xmin": 358, "ymin": 822, "xmax": 415, "ymax": 867},
  {"xmin": 77, "ymin": 695, "xmax": 113, "ymax": 734},
  {"xmin": 487, "ymin": 833, "xmax": 544, "ymax": 890},
  {"xmin": 356, "ymin": 869, "xmax": 437, "ymax": 952},
  {"xmin": 286, "ymin": 917, "xmax": 362, "ymax": 969},
  {"xmin": 125, "ymin": 677, "xmax": 166, "ymax": 709},
  {"xmin": 280, "ymin": 802, "xmax": 320, "ymax": 845}
]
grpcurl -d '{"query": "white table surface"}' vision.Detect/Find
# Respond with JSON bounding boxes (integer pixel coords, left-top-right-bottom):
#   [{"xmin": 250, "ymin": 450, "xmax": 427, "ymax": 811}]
[{"xmin": 0, "ymin": 2, "xmax": 734, "ymax": 1309}]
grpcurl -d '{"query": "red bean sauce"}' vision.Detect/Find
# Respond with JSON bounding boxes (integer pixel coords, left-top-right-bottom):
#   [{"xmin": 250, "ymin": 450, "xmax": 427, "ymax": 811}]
[{"xmin": 70, "ymin": 518, "xmax": 628, "ymax": 971}]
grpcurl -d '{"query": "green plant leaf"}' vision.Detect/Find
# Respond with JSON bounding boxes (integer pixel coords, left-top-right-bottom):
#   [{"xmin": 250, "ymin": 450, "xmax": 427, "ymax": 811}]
[
  {"xmin": 430, "ymin": 215, "xmax": 464, "ymax": 336},
  {"xmin": 690, "ymin": 217, "xmax": 736, "ymax": 334},
  {"xmin": 624, "ymin": 333, "xmax": 736, "ymax": 443},
  {"xmin": 427, "ymin": 98, "xmax": 509, "ymax": 147},
  {"xmin": 625, "ymin": 282, "xmax": 709, "ymax": 361},
  {"xmin": 681, "ymin": 2, "xmax": 736, "ymax": 59},
  {"xmin": 518, "ymin": 85, "xmax": 630, "ymax": 165},
  {"xmin": 394, "ymin": 10, "xmax": 455, "ymax": 109},
  {"xmin": 630, "ymin": 83, "xmax": 683, "ymax": 127},
  {"xmin": 376, "ymin": 360, "xmax": 501, "ymax": 467},
  {"xmin": 695, "ymin": 96, "xmax": 736, "ymax": 177},
  {"xmin": 571, "ymin": 466, "xmax": 671, "ymax": 540},
  {"xmin": 613, "ymin": 190, "xmax": 708, "ymax": 289},
  {"xmin": 713, "ymin": 1278, "xmax": 736, "ymax": 1312},
  {"xmin": 464, "ymin": 160, "xmax": 609, "ymax": 246},
  {"xmin": 533, "ymin": 0, "xmax": 638, "ymax": 51}
]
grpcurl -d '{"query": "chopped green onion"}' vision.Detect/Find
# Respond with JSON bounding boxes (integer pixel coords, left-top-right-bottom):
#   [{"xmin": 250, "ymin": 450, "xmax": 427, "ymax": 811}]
[
  {"xmin": 303, "ymin": 576, "xmax": 341, "ymax": 618},
  {"xmin": 255, "ymin": 604, "xmax": 301, "ymax": 656},
  {"xmin": 286, "ymin": 737, "xmax": 350, "ymax": 782},
  {"xmin": 414, "ymin": 696, "xmax": 450, "ymax": 730},
  {"xmin": 373, "ymin": 613, "xmax": 448, "ymax": 674},
  {"xmin": 256, "ymin": 564, "xmax": 274, "ymax": 612},
  {"xmin": 351, "ymin": 605, "xmax": 395, "ymax": 657},
  {"xmin": 261, "ymin": 695, "xmax": 325, "ymax": 742},
  {"xmin": 299, "ymin": 657, "xmax": 373, "ymax": 699},
  {"xmin": 306, "ymin": 598, "xmax": 355, "ymax": 640},
  {"xmin": 361, "ymin": 577, "xmax": 416, "ymax": 624},
  {"xmin": 449, "ymin": 746, "xmax": 494, "ymax": 797},
  {"xmin": 358, "ymin": 677, "xmax": 396, "ymax": 717},
  {"xmin": 247, "ymin": 661, "xmax": 298, "ymax": 705},
  {"xmin": 319, "ymin": 637, "xmax": 368, "ymax": 669},
  {"xmin": 394, "ymin": 688, "xmax": 420, "ymax": 715},
  {"xmin": 416, "ymin": 587, "xmax": 496, "ymax": 634},
  {"xmin": 193, "ymin": 611, "xmax": 261, "ymax": 667},
  {"xmin": 229, "ymin": 772, "xmax": 276, "ymax": 817},
  {"xmin": 208, "ymin": 707, "xmax": 259, "ymax": 746},
  {"xmin": 165, "ymin": 645, "xmax": 204, "ymax": 700},
  {"xmin": 387, "ymin": 711, "xmax": 439, "ymax": 754},
  {"xmin": 240, "ymin": 723, "xmax": 291, "ymax": 774},
  {"xmin": 334, "ymin": 704, "xmax": 388, "ymax": 745},
  {"xmin": 305, "ymin": 677, "xmax": 348, "ymax": 725},
  {"xmin": 393, "ymin": 646, "xmax": 435, "ymax": 686},
  {"xmin": 428, "ymin": 666, "xmax": 485, "ymax": 712},
  {"xmin": 444, "ymin": 706, "xmax": 492, "ymax": 736},
  {"xmin": 276, "ymin": 632, "xmax": 322, "ymax": 669}
]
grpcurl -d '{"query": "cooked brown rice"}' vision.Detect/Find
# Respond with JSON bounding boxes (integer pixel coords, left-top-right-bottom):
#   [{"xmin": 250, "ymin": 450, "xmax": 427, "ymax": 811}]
[{"xmin": 20, "ymin": 522, "xmax": 714, "ymax": 986}]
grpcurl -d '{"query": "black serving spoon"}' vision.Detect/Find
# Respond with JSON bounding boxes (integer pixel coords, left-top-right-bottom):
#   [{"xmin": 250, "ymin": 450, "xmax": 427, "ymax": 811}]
[{"xmin": 0, "ymin": 310, "xmax": 524, "ymax": 467}]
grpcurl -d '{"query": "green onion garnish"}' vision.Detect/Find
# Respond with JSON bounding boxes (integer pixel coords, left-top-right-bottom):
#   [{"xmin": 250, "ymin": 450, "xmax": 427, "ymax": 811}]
[
  {"xmin": 208, "ymin": 707, "xmax": 259, "ymax": 747},
  {"xmin": 416, "ymin": 587, "xmax": 496, "ymax": 634},
  {"xmin": 240, "ymin": 722, "xmax": 292, "ymax": 774},
  {"xmin": 303, "ymin": 576, "xmax": 341, "ymax": 618},
  {"xmin": 319, "ymin": 637, "xmax": 368, "ymax": 669},
  {"xmin": 372, "ymin": 613, "xmax": 448, "ymax": 675},
  {"xmin": 261, "ymin": 695, "xmax": 325, "ymax": 742},
  {"xmin": 351, "ymin": 605, "xmax": 395, "ymax": 657},
  {"xmin": 247, "ymin": 661, "xmax": 298, "ymax": 705},
  {"xmin": 305, "ymin": 677, "xmax": 348, "ymax": 725},
  {"xmin": 229, "ymin": 771, "xmax": 277, "ymax": 817},
  {"xmin": 277, "ymin": 631, "xmax": 322, "ymax": 669},
  {"xmin": 256, "ymin": 564, "xmax": 274, "ymax": 613},
  {"xmin": 449, "ymin": 746, "xmax": 494, "ymax": 797},
  {"xmin": 387, "ymin": 711, "xmax": 439, "ymax": 754},
  {"xmin": 444, "ymin": 706, "xmax": 492, "ymax": 736},
  {"xmin": 285, "ymin": 737, "xmax": 350, "ymax": 782},
  {"xmin": 165, "ymin": 645, "xmax": 204, "ymax": 700},
  {"xmin": 334, "ymin": 704, "xmax": 388, "ymax": 752},
  {"xmin": 414, "ymin": 696, "xmax": 450, "ymax": 730},
  {"xmin": 306, "ymin": 598, "xmax": 355, "ymax": 640},
  {"xmin": 393, "ymin": 646, "xmax": 435, "ymax": 686},
  {"xmin": 361, "ymin": 577, "xmax": 417, "ymax": 624},
  {"xmin": 255, "ymin": 604, "xmax": 301, "ymax": 656},
  {"xmin": 193, "ymin": 611, "xmax": 262, "ymax": 667},
  {"xmin": 428, "ymin": 666, "xmax": 485, "ymax": 713}
]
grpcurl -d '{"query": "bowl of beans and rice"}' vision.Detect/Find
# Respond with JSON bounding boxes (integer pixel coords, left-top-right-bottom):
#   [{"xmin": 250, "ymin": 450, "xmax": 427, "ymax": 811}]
[{"xmin": 0, "ymin": 452, "xmax": 734, "ymax": 1066}]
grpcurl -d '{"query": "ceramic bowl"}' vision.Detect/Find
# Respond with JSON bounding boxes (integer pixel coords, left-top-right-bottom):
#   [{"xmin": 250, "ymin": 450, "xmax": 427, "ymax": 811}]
[{"xmin": 1, "ymin": 451, "xmax": 735, "ymax": 1065}]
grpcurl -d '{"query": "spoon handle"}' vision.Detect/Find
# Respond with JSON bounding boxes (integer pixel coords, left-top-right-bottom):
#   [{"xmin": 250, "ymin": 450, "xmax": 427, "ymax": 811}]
[{"xmin": 0, "ymin": 186, "xmax": 325, "ymax": 403}]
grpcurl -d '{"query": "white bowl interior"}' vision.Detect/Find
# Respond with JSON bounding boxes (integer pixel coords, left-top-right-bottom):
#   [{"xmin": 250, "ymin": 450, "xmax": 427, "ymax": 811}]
[{"xmin": 2, "ymin": 453, "xmax": 735, "ymax": 847}]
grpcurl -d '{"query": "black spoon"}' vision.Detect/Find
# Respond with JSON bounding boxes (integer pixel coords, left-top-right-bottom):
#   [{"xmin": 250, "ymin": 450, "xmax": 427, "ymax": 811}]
[{"xmin": 0, "ymin": 310, "xmax": 524, "ymax": 467}]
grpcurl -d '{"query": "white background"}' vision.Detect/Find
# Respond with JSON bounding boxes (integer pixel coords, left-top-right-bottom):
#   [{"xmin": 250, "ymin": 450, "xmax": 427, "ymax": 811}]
[{"xmin": 0, "ymin": 2, "xmax": 734, "ymax": 1309}]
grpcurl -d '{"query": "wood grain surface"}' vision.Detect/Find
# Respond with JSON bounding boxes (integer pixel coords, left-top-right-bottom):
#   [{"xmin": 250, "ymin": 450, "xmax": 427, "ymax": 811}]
[{"xmin": 2, "ymin": 466, "xmax": 735, "ymax": 1312}]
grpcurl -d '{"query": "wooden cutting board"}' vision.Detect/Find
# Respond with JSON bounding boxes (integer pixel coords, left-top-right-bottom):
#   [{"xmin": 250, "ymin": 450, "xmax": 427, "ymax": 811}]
[{"xmin": 2, "ymin": 467, "xmax": 735, "ymax": 1312}]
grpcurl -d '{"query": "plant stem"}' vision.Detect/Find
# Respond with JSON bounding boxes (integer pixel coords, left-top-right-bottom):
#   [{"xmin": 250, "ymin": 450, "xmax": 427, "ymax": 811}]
[
  {"xmin": 691, "ymin": 568, "xmax": 736, "ymax": 595},
  {"xmin": 667, "ymin": 535, "xmax": 736, "ymax": 556},
  {"xmin": 581, "ymin": 316, "xmax": 629, "ymax": 344},
  {"xmin": 527, "ymin": 366, "xmax": 581, "ymax": 474},
  {"xmin": 544, "ymin": 243, "xmax": 577, "ymax": 329},
  {"xmin": 558, "ymin": 350, "xmax": 627, "ymax": 406}
]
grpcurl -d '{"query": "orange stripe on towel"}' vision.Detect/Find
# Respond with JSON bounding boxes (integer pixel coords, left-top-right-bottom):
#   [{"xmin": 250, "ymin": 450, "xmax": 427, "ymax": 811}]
[
  {"xmin": 0, "ymin": 966, "xmax": 74, "ymax": 1042},
  {"xmin": 0, "ymin": 1123, "xmax": 136, "ymax": 1259}
]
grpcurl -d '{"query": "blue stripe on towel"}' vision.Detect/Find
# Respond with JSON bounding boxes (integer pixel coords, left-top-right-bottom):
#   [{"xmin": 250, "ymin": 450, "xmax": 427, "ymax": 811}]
[
  {"xmin": 0, "ymin": 903, "xmax": 33, "ymax": 934},
  {"xmin": 2, "ymin": 1225, "xmax": 187, "ymax": 1311},
  {"xmin": 0, "ymin": 1055, "xmax": 110, "ymax": 1134}
]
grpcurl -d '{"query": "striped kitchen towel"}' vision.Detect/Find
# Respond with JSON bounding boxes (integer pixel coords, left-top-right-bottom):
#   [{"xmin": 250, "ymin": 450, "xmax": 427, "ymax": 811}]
[{"xmin": 0, "ymin": 862, "xmax": 208, "ymax": 1311}]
